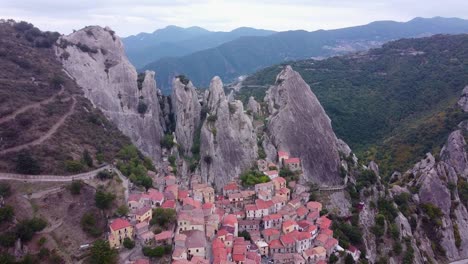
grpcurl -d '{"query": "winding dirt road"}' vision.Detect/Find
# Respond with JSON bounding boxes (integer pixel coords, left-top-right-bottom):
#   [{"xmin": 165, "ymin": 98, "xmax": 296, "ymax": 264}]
[
  {"xmin": 0, "ymin": 96, "xmax": 76, "ymax": 155},
  {"xmin": 0, "ymin": 86, "xmax": 65, "ymax": 125}
]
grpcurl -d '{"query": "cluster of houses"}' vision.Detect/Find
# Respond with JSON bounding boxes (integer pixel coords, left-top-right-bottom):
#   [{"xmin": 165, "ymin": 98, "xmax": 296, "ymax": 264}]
[{"xmin": 104, "ymin": 151, "xmax": 350, "ymax": 264}]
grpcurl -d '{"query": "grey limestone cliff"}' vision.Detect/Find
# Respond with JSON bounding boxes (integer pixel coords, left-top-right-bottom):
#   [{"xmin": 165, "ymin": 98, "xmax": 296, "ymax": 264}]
[
  {"xmin": 171, "ymin": 77, "xmax": 201, "ymax": 155},
  {"xmin": 265, "ymin": 66, "xmax": 342, "ymax": 185},
  {"xmin": 199, "ymin": 77, "xmax": 257, "ymax": 190},
  {"xmin": 55, "ymin": 26, "xmax": 164, "ymax": 161}
]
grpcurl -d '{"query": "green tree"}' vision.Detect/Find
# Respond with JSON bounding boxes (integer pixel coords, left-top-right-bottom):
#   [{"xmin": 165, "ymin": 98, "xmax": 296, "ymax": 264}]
[
  {"xmin": 81, "ymin": 212, "xmax": 102, "ymax": 237},
  {"xmin": 95, "ymin": 190, "xmax": 115, "ymax": 210},
  {"xmin": 69, "ymin": 180, "xmax": 83, "ymax": 195},
  {"xmin": 0, "ymin": 183, "xmax": 11, "ymax": 198},
  {"xmin": 65, "ymin": 160, "xmax": 84, "ymax": 173},
  {"xmin": 15, "ymin": 151, "xmax": 40, "ymax": 174},
  {"xmin": 0, "ymin": 206, "xmax": 14, "ymax": 223},
  {"xmin": 15, "ymin": 218, "xmax": 47, "ymax": 242},
  {"xmin": 90, "ymin": 240, "xmax": 118, "ymax": 264},
  {"xmin": 345, "ymin": 253, "xmax": 355, "ymax": 264},
  {"xmin": 0, "ymin": 232, "xmax": 16, "ymax": 247},
  {"xmin": 83, "ymin": 150, "xmax": 93, "ymax": 167},
  {"xmin": 123, "ymin": 237, "xmax": 135, "ymax": 249},
  {"xmin": 116, "ymin": 205, "xmax": 129, "ymax": 217},
  {"xmin": 150, "ymin": 208, "xmax": 176, "ymax": 228},
  {"xmin": 239, "ymin": 230, "xmax": 251, "ymax": 241}
]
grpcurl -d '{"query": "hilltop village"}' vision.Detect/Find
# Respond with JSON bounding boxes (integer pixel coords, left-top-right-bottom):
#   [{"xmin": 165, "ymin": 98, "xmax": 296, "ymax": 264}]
[{"xmin": 108, "ymin": 151, "xmax": 358, "ymax": 264}]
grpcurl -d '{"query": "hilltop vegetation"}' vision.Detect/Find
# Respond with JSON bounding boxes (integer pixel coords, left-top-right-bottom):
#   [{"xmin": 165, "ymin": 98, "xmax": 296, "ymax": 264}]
[{"xmin": 240, "ymin": 34, "xmax": 468, "ymax": 176}]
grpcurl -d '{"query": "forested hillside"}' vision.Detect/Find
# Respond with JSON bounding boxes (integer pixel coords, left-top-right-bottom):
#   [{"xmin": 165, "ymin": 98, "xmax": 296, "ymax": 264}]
[{"xmin": 240, "ymin": 34, "xmax": 468, "ymax": 176}]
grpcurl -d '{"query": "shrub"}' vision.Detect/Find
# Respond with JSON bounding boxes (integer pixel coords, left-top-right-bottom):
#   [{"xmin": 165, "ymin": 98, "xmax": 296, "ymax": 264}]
[
  {"xmin": 116, "ymin": 205, "xmax": 129, "ymax": 217},
  {"xmin": 239, "ymin": 230, "xmax": 251, "ymax": 241},
  {"xmin": 81, "ymin": 212, "xmax": 102, "ymax": 237},
  {"xmin": 389, "ymin": 223, "xmax": 400, "ymax": 239},
  {"xmin": 97, "ymin": 170, "xmax": 113, "ymax": 180},
  {"xmin": 150, "ymin": 208, "xmax": 176, "ymax": 229},
  {"xmin": 95, "ymin": 190, "xmax": 115, "ymax": 210},
  {"xmin": 0, "ymin": 183, "xmax": 11, "ymax": 198},
  {"xmin": 137, "ymin": 73, "xmax": 145, "ymax": 90},
  {"xmin": 176, "ymin": 75, "xmax": 190, "ymax": 85},
  {"xmin": 240, "ymin": 170, "xmax": 270, "ymax": 187},
  {"xmin": 82, "ymin": 150, "xmax": 93, "ymax": 167},
  {"xmin": 0, "ymin": 206, "xmax": 14, "ymax": 223},
  {"xmin": 207, "ymin": 115, "xmax": 217, "ymax": 122},
  {"xmin": 90, "ymin": 240, "xmax": 118, "ymax": 264},
  {"xmin": 345, "ymin": 253, "xmax": 355, "ymax": 264},
  {"xmin": 0, "ymin": 232, "xmax": 16, "ymax": 247},
  {"xmin": 393, "ymin": 241, "xmax": 403, "ymax": 255},
  {"xmin": 137, "ymin": 101, "xmax": 148, "ymax": 114},
  {"xmin": 123, "ymin": 237, "xmax": 135, "ymax": 249},
  {"xmin": 51, "ymin": 74, "xmax": 65, "ymax": 88},
  {"xmin": 15, "ymin": 218, "xmax": 47, "ymax": 242},
  {"xmin": 161, "ymin": 134, "xmax": 175, "ymax": 149},
  {"xmin": 15, "ymin": 152, "xmax": 40, "ymax": 174},
  {"xmin": 65, "ymin": 160, "xmax": 84, "ymax": 173},
  {"xmin": 69, "ymin": 180, "xmax": 83, "ymax": 195}
]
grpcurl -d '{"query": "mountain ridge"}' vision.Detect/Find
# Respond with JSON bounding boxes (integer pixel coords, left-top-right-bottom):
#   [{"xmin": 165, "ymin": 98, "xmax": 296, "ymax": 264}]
[{"xmin": 141, "ymin": 17, "xmax": 468, "ymax": 94}]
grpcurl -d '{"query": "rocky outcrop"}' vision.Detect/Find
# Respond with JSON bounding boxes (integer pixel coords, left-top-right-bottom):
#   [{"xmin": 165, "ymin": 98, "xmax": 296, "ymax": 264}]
[
  {"xmin": 56, "ymin": 26, "xmax": 164, "ymax": 161},
  {"xmin": 199, "ymin": 77, "xmax": 257, "ymax": 190},
  {"xmin": 247, "ymin": 96, "xmax": 261, "ymax": 116},
  {"xmin": 265, "ymin": 66, "xmax": 341, "ymax": 185},
  {"xmin": 457, "ymin": 85, "xmax": 468, "ymax": 112},
  {"xmin": 440, "ymin": 130, "xmax": 468, "ymax": 178},
  {"xmin": 171, "ymin": 77, "xmax": 201, "ymax": 155}
]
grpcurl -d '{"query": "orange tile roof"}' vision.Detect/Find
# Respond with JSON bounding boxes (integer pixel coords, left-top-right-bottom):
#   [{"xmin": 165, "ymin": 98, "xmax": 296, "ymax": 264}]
[
  {"xmin": 306, "ymin": 201, "xmax": 322, "ymax": 211},
  {"xmin": 296, "ymin": 206, "xmax": 308, "ymax": 217},
  {"xmin": 262, "ymin": 228, "xmax": 280, "ymax": 237},
  {"xmin": 282, "ymin": 219, "xmax": 297, "ymax": 229},
  {"xmin": 161, "ymin": 200, "xmax": 176, "ymax": 209},
  {"xmin": 110, "ymin": 218, "xmax": 131, "ymax": 231},
  {"xmin": 324, "ymin": 238, "xmax": 338, "ymax": 250},
  {"xmin": 280, "ymin": 232, "xmax": 297, "ymax": 245},
  {"xmin": 224, "ymin": 182, "xmax": 239, "ymax": 191},
  {"xmin": 263, "ymin": 214, "xmax": 282, "ymax": 221},
  {"xmin": 256, "ymin": 199, "xmax": 273, "ymax": 210},
  {"xmin": 154, "ymin": 230, "xmax": 173, "ymax": 241}
]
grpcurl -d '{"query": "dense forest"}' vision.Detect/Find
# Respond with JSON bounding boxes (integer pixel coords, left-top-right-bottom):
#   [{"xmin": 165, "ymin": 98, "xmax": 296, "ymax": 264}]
[{"xmin": 239, "ymin": 34, "xmax": 468, "ymax": 176}]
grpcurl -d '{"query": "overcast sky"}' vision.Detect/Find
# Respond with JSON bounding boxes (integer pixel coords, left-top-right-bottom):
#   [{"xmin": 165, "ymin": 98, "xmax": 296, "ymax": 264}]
[{"xmin": 1, "ymin": 0, "xmax": 468, "ymax": 37}]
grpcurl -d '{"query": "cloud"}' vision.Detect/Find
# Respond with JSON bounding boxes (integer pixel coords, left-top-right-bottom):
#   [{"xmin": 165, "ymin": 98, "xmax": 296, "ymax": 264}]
[{"xmin": 0, "ymin": 0, "xmax": 467, "ymax": 37}]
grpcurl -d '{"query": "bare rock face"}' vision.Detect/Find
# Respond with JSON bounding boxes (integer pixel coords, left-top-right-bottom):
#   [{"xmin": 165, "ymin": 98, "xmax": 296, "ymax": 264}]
[
  {"xmin": 171, "ymin": 77, "xmax": 201, "ymax": 155},
  {"xmin": 265, "ymin": 66, "xmax": 341, "ymax": 185},
  {"xmin": 457, "ymin": 85, "xmax": 468, "ymax": 112},
  {"xmin": 440, "ymin": 130, "xmax": 468, "ymax": 178},
  {"xmin": 247, "ymin": 96, "xmax": 261, "ymax": 115},
  {"xmin": 55, "ymin": 26, "xmax": 164, "ymax": 161},
  {"xmin": 199, "ymin": 77, "xmax": 257, "ymax": 190}
]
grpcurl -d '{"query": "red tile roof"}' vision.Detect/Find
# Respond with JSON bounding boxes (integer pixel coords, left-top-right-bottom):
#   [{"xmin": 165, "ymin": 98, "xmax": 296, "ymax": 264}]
[
  {"xmin": 263, "ymin": 214, "xmax": 282, "ymax": 221},
  {"xmin": 128, "ymin": 193, "xmax": 141, "ymax": 202},
  {"xmin": 272, "ymin": 177, "xmax": 286, "ymax": 184},
  {"xmin": 223, "ymin": 182, "xmax": 239, "ymax": 191},
  {"xmin": 154, "ymin": 230, "xmax": 173, "ymax": 241},
  {"xmin": 262, "ymin": 228, "xmax": 280, "ymax": 237},
  {"xmin": 306, "ymin": 201, "xmax": 322, "ymax": 211},
  {"xmin": 245, "ymin": 204, "xmax": 257, "ymax": 211},
  {"xmin": 320, "ymin": 228, "xmax": 333, "ymax": 236},
  {"xmin": 256, "ymin": 199, "xmax": 273, "ymax": 210},
  {"xmin": 278, "ymin": 151, "xmax": 289, "ymax": 158},
  {"xmin": 178, "ymin": 189, "xmax": 189, "ymax": 200},
  {"xmin": 282, "ymin": 219, "xmax": 297, "ymax": 229},
  {"xmin": 110, "ymin": 218, "xmax": 131, "ymax": 231},
  {"xmin": 136, "ymin": 206, "xmax": 152, "ymax": 216},
  {"xmin": 297, "ymin": 206, "xmax": 308, "ymax": 217},
  {"xmin": 280, "ymin": 232, "xmax": 297, "ymax": 245},
  {"xmin": 297, "ymin": 231, "xmax": 311, "ymax": 240},
  {"xmin": 324, "ymin": 238, "xmax": 338, "ymax": 250},
  {"xmin": 265, "ymin": 170, "xmax": 279, "ymax": 176},
  {"xmin": 269, "ymin": 239, "xmax": 284, "ymax": 249},
  {"xmin": 202, "ymin": 202, "xmax": 214, "ymax": 209},
  {"xmin": 147, "ymin": 188, "xmax": 164, "ymax": 201},
  {"xmin": 223, "ymin": 214, "xmax": 238, "ymax": 226},
  {"xmin": 161, "ymin": 200, "xmax": 176, "ymax": 209},
  {"xmin": 284, "ymin": 157, "xmax": 300, "ymax": 164}
]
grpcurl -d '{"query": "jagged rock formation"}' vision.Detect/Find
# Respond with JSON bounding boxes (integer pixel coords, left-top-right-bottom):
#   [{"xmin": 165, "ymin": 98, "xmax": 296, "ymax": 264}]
[
  {"xmin": 457, "ymin": 85, "xmax": 468, "ymax": 112},
  {"xmin": 247, "ymin": 96, "xmax": 261, "ymax": 116},
  {"xmin": 171, "ymin": 77, "xmax": 201, "ymax": 155},
  {"xmin": 55, "ymin": 26, "xmax": 164, "ymax": 161},
  {"xmin": 265, "ymin": 66, "xmax": 341, "ymax": 185},
  {"xmin": 199, "ymin": 77, "xmax": 257, "ymax": 190}
]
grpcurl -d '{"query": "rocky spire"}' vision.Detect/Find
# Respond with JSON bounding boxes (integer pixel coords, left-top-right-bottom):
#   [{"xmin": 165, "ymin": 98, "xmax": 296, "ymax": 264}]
[
  {"xmin": 171, "ymin": 77, "xmax": 201, "ymax": 155},
  {"xmin": 200, "ymin": 76, "xmax": 257, "ymax": 190},
  {"xmin": 265, "ymin": 65, "xmax": 342, "ymax": 185},
  {"xmin": 56, "ymin": 26, "xmax": 164, "ymax": 161}
]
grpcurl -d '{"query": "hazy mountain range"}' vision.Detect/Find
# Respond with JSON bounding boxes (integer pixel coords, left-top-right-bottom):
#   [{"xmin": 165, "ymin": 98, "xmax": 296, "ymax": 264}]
[{"xmin": 123, "ymin": 17, "xmax": 468, "ymax": 93}]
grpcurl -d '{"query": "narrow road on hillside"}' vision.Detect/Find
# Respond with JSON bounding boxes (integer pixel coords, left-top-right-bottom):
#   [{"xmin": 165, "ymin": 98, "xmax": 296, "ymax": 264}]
[
  {"xmin": 0, "ymin": 96, "xmax": 76, "ymax": 155},
  {"xmin": 0, "ymin": 165, "xmax": 111, "ymax": 182},
  {"xmin": 0, "ymin": 86, "xmax": 64, "ymax": 125}
]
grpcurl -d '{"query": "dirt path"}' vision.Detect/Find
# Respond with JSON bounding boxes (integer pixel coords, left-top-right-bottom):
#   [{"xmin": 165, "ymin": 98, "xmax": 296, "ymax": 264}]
[
  {"xmin": 0, "ymin": 86, "xmax": 64, "ymax": 125},
  {"xmin": 0, "ymin": 95, "xmax": 76, "ymax": 155},
  {"xmin": 0, "ymin": 165, "xmax": 111, "ymax": 182}
]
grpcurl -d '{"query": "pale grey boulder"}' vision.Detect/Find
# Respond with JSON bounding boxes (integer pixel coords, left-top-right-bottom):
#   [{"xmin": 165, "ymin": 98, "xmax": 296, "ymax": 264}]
[
  {"xmin": 56, "ymin": 26, "xmax": 164, "ymax": 161},
  {"xmin": 199, "ymin": 77, "xmax": 257, "ymax": 190},
  {"xmin": 265, "ymin": 66, "xmax": 342, "ymax": 185}
]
